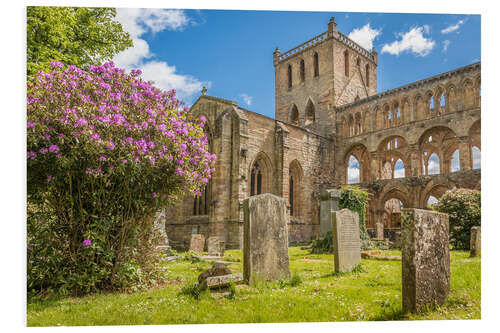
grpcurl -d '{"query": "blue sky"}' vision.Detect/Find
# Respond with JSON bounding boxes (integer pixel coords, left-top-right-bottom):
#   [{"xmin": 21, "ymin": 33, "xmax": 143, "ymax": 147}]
[{"xmin": 112, "ymin": 9, "xmax": 480, "ymax": 119}]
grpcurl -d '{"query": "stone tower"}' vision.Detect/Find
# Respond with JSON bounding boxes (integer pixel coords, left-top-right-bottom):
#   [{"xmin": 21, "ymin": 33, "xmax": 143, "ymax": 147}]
[{"xmin": 273, "ymin": 17, "xmax": 378, "ymax": 136}]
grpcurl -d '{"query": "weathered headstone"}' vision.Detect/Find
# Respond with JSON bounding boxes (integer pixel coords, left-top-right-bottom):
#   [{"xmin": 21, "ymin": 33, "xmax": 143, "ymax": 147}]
[
  {"xmin": 243, "ymin": 193, "xmax": 290, "ymax": 284},
  {"xmin": 331, "ymin": 208, "xmax": 361, "ymax": 272},
  {"xmin": 207, "ymin": 237, "xmax": 225, "ymax": 257},
  {"xmin": 393, "ymin": 230, "xmax": 402, "ymax": 249},
  {"xmin": 470, "ymin": 226, "xmax": 481, "ymax": 257},
  {"xmin": 320, "ymin": 189, "xmax": 341, "ymax": 236},
  {"xmin": 376, "ymin": 222, "xmax": 384, "ymax": 240},
  {"xmin": 189, "ymin": 234, "xmax": 205, "ymax": 253},
  {"xmin": 401, "ymin": 208, "xmax": 450, "ymax": 313}
]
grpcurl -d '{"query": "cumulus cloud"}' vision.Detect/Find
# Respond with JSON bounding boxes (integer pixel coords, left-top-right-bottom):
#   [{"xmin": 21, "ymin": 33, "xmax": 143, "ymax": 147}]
[
  {"xmin": 381, "ymin": 26, "xmax": 435, "ymax": 57},
  {"xmin": 441, "ymin": 19, "xmax": 465, "ymax": 34},
  {"xmin": 113, "ymin": 8, "xmax": 208, "ymax": 102},
  {"xmin": 347, "ymin": 156, "xmax": 360, "ymax": 184},
  {"xmin": 442, "ymin": 40, "xmax": 451, "ymax": 53},
  {"xmin": 427, "ymin": 154, "xmax": 440, "ymax": 174},
  {"xmin": 348, "ymin": 23, "xmax": 381, "ymax": 51},
  {"xmin": 239, "ymin": 93, "xmax": 253, "ymax": 106}
]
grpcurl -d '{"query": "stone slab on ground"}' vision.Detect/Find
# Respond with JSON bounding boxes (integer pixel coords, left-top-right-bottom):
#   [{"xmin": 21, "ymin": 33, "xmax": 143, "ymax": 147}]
[
  {"xmin": 199, "ymin": 273, "xmax": 244, "ymax": 290},
  {"xmin": 198, "ymin": 263, "xmax": 232, "ymax": 284},
  {"xmin": 189, "ymin": 234, "xmax": 205, "ymax": 253},
  {"xmin": 331, "ymin": 208, "xmax": 361, "ymax": 272},
  {"xmin": 243, "ymin": 193, "xmax": 290, "ymax": 284},
  {"xmin": 361, "ymin": 250, "xmax": 400, "ymax": 261},
  {"xmin": 401, "ymin": 208, "xmax": 450, "ymax": 313},
  {"xmin": 470, "ymin": 226, "xmax": 481, "ymax": 257}
]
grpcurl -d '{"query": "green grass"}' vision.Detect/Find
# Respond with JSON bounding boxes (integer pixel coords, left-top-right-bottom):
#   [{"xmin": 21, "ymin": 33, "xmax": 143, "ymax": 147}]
[{"xmin": 27, "ymin": 247, "xmax": 480, "ymax": 326}]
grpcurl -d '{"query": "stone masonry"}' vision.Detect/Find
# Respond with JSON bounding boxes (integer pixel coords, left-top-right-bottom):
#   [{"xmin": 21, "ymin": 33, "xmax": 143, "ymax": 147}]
[
  {"xmin": 401, "ymin": 208, "xmax": 450, "ymax": 312},
  {"xmin": 470, "ymin": 226, "xmax": 481, "ymax": 257},
  {"xmin": 164, "ymin": 17, "xmax": 480, "ymax": 251}
]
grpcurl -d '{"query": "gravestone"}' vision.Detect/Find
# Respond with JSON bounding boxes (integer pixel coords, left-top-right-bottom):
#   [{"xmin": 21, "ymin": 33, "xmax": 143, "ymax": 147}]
[
  {"xmin": 320, "ymin": 189, "xmax": 341, "ymax": 236},
  {"xmin": 207, "ymin": 237, "xmax": 225, "ymax": 257},
  {"xmin": 470, "ymin": 226, "xmax": 481, "ymax": 257},
  {"xmin": 243, "ymin": 193, "xmax": 290, "ymax": 284},
  {"xmin": 153, "ymin": 208, "xmax": 170, "ymax": 253},
  {"xmin": 331, "ymin": 208, "xmax": 361, "ymax": 272},
  {"xmin": 401, "ymin": 208, "xmax": 450, "ymax": 313},
  {"xmin": 376, "ymin": 222, "xmax": 384, "ymax": 240},
  {"xmin": 189, "ymin": 234, "xmax": 205, "ymax": 253}
]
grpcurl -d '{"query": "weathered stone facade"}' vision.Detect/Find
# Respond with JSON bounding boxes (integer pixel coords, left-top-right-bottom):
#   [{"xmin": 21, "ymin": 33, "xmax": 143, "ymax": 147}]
[{"xmin": 165, "ymin": 17, "xmax": 481, "ymax": 250}]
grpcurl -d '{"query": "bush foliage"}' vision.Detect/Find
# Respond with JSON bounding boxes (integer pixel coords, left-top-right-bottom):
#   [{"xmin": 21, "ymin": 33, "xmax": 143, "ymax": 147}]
[
  {"xmin": 27, "ymin": 62, "xmax": 215, "ymax": 296},
  {"xmin": 434, "ymin": 188, "xmax": 481, "ymax": 250}
]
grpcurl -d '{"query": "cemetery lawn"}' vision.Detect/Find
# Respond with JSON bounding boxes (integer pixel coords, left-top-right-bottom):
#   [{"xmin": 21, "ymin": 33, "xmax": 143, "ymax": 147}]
[{"xmin": 27, "ymin": 247, "xmax": 480, "ymax": 326}]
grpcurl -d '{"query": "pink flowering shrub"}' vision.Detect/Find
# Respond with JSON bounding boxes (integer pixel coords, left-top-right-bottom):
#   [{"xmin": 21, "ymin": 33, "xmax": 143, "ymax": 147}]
[
  {"xmin": 27, "ymin": 62, "xmax": 215, "ymax": 295},
  {"xmin": 434, "ymin": 188, "xmax": 481, "ymax": 250}
]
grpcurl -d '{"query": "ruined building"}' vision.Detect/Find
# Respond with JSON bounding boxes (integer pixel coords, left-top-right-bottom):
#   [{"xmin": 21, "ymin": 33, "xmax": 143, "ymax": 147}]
[{"xmin": 165, "ymin": 17, "xmax": 481, "ymax": 249}]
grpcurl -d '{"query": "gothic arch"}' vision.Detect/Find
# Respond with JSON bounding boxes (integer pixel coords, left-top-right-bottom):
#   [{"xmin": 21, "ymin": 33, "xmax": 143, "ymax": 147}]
[
  {"xmin": 290, "ymin": 104, "xmax": 299, "ymax": 125},
  {"xmin": 305, "ymin": 98, "xmax": 316, "ymax": 126},
  {"xmin": 288, "ymin": 159, "xmax": 304, "ymax": 217},
  {"xmin": 344, "ymin": 143, "xmax": 370, "ymax": 183},
  {"xmin": 446, "ymin": 83, "xmax": 458, "ymax": 113},
  {"xmin": 413, "ymin": 94, "xmax": 424, "ymax": 121},
  {"xmin": 462, "ymin": 78, "xmax": 475, "ymax": 109},
  {"xmin": 377, "ymin": 135, "xmax": 409, "ymax": 179},
  {"xmin": 248, "ymin": 151, "xmax": 273, "ymax": 196},
  {"xmin": 418, "ymin": 126, "xmax": 458, "ymax": 175},
  {"xmin": 420, "ymin": 182, "xmax": 450, "ymax": 208}
]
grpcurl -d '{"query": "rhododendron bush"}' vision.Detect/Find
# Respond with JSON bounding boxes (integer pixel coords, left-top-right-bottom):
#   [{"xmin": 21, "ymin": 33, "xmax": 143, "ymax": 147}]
[{"xmin": 27, "ymin": 62, "xmax": 215, "ymax": 295}]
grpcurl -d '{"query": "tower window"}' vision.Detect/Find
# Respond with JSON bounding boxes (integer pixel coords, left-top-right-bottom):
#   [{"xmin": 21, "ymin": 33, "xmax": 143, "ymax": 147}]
[
  {"xmin": 250, "ymin": 162, "xmax": 262, "ymax": 196},
  {"xmin": 287, "ymin": 64, "xmax": 292, "ymax": 89},
  {"xmin": 300, "ymin": 59, "xmax": 305, "ymax": 82},
  {"xmin": 365, "ymin": 64, "xmax": 370, "ymax": 86},
  {"xmin": 344, "ymin": 50, "xmax": 349, "ymax": 77},
  {"xmin": 313, "ymin": 52, "xmax": 319, "ymax": 77}
]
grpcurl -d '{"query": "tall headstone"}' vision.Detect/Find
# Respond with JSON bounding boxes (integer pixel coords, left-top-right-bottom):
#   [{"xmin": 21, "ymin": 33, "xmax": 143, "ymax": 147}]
[
  {"xmin": 153, "ymin": 208, "xmax": 170, "ymax": 253},
  {"xmin": 189, "ymin": 234, "xmax": 205, "ymax": 253},
  {"xmin": 470, "ymin": 226, "xmax": 481, "ymax": 257},
  {"xmin": 401, "ymin": 208, "xmax": 450, "ymax": 313},
  {"xmin": 376, "ymin": 222, "xmax": 384, "ymax": 240},
  {"xmin": 320, "ymin": 189, "xmax": 341, "ymax": 236},
  {"xmin": 207, "ymin": 237, "xmax": 225, "ymax": 257},
  {"xmin": 331, "ymin": 209, "xmax": 361, "ymax": 272},
  {"xmin": 243, "ymin": 193, "xmax": 290, "ymax": 284}
]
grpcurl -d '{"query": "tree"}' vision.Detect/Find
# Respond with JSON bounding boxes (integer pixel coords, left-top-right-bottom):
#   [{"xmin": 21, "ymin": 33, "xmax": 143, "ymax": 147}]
[
  {"xmin": 27, "ymin": 7, "xmax": 133, "ymax": 79},
  {"xmin": 27, "ymin": 62, "xmax": 215, "ymax": 295}
]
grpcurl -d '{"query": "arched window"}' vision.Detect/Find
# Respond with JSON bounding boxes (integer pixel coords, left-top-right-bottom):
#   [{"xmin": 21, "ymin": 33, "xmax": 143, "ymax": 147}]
[
  {"xmin": 344, "ymin": 50, "xmax": 349, "ymax": 77},
  {"xmin": 450, "ymin": 149, "xmax": 460, "ymax": 172},
  {"xmin": 289, "ymin": 160, "xmax": 303, "ymax": 217},
  {"xmin": 365, "ymin": 64, "xmax": 370, "ymax": 86},
  {"xmin": 356, "ymin": 57, "xmax": 360, "ymax": 67},
  {"xmin": 381, "ymin": 161, "xmax": 392, "ymax": 179},
  {"xmin": 305, "ymin": 100, "xmax": 315, "ymax": 125},
  {"xmin": 394, "ymin": 159, "xmax": 405, "ymax": 178},
  {"xmin": 193, "ymin": 185, "xmax": 209, "ymax": 215},
  {"xmin": 313, "ymin": 52, "xmax": 319, "ymax": 77},
  {"xmin": 427, "ymin": 153, "xmax": 440, "ymax": 175},
  {"xmin": 472, "ymin": 146, "xmax": 481, "ymax": 169},
  {"xmin": 427, "ymin": 195, "xmax": 439, "ymax": 207},
  {"xmin": 300, "ymin": 59, "xmax": 305, "ymax": 82},
  {"xmin": 290, "ymin": 104, "xmax": 299, "ymax": 124},
  {"xmin": 440, "ymin": 92, "xmax": 446, "ymax": 108},
  {"xmin": 347, "ymin": 155, "xmax": 360, "ymax": 184},
  {"xmin": 287, "ymin": 64, "xmax": 292, "ymax": 89},
  {"xmin": 250, "ymin": 162, "xmax": 262, "ymax": 196},
  {"xmin": 429, "ymin": 95, "xmax": 435, "ymax": 113},
  {"xmin": 289, "ymin": 174, "xmax": 294, "ymax": 216}
]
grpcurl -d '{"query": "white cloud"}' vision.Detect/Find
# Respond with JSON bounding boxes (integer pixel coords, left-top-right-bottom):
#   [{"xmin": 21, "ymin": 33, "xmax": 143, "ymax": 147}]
[
  {"xmin": 427, "ymin": 154, "xmax": 440, "ymax": 174},
  {"xmin": 442, "ymin": 40, "xmax": 451, "ymax": 53},
  {"xmin": 441, "ymin": 19, "xmax": 465, "ymax": 34},
  {"xmin": 347, "ymin": 156, "xmax": 360, "ymax": 184},
  {"xmin": 381, "ymin": 26, "xmax": 435, "ymax": 57},
  {"xmin": 348, "ymin": 23, "xmax": 381, "ymax": 51},
  {"xmin": 472, "ymin": 146, "xmax": 481, "ymax": 169},
  {"xmin": 113, "ymin": 8, "xmax": 208, "ymax": 102},
  {"xmin": 239, "ymin": 93, "xmax": 252, "ymax": 106}
]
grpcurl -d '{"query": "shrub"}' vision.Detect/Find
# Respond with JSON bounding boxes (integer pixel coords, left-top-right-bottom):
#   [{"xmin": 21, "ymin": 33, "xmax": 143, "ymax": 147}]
[
  {"xmin": 27, "ymin": 62, "xmax": 215, "ymax": 296},
  {"xmin": 434, "ymin": 188, "xmax": 481, "ymax": 250}
]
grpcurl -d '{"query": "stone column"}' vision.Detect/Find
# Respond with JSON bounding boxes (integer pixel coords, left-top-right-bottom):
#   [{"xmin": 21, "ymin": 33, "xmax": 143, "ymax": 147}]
[
  {"xmin": 369, "ymin": 151, "xmax": 378, "ymax": 181},
  {"xmin": 470, "ymin": 226, "xmax": 481, "ymax": 257},
  {"xmin": 243, "ymin": 193, "xmax": 290, "ymax": 284},
  {"xmin": 458, "ymin": 136, "xmax": 472, "ymax": 171},
  {"xmin": 376, "ymin": 222, "xmax": 384, "ymax": 240},
  {"xmin": 408, "ymin": 144, "xmax": 421, "ymax": 177},
  {"xmin": 319, "ymin": 189, "xmax": 341, "ymax": 236},
  {"xmin": 401, "ymin": 209, "xmax": 450, "ymax": 313}
]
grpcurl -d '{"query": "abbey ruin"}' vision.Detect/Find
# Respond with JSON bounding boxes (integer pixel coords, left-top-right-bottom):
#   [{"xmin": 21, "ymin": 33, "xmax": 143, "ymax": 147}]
[{"xmin": 165, "ymin": 17, "xmax": 481, "ymax": 249}]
